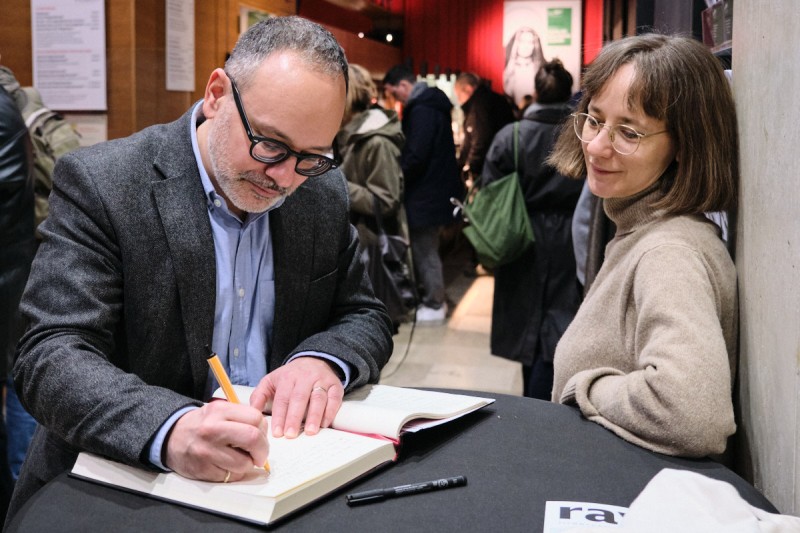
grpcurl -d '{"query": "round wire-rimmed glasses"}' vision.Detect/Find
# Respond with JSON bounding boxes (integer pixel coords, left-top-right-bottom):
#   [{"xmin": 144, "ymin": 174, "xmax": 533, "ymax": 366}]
[
  {"xmin": 572, "ymin": 112, "xmax": 668, "ymax": 155},
  {"xmin": 228, "ymin": 75, "xmax": 339, "ymax": 177}
]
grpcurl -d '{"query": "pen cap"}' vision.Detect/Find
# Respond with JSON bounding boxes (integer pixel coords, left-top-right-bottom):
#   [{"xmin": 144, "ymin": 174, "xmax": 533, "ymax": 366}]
[{"xmin": 345, "ymin": 489, "xmax": 388, "ymax": 506}]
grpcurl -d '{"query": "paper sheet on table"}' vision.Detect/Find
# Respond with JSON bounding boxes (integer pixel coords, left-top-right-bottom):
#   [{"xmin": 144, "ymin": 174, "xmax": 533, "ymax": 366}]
[{"xmin": 553, "ymin": 469, "xmax": 800, "ymax": 533}]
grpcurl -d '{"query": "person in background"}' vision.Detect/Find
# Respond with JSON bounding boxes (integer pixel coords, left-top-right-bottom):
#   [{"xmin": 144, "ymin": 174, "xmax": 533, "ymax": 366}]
[
  {"xmin": 334, "ymin": 64, "xmax": 409, "ymax": 330},
  {"xmin": 453, "ymin": 72, "xmax": 516, "ymax": 184},
  {"xmin": 503, "ymin": 26, "xmax": 546, "ymax": 109},
  {"xmin": 0, "ymin": 84, "xmax": 34, "ymax": 523},
  {"xmin": 518, "ymin": 94, "xmax": 534, "ymax": 117},
  {"xmin": 548, "ymin": 34, "xmax": 739, "ymax": 458},
  {"xmin": 383, "ymin": 65, "xmax": 463, "ymax": 325},
  {"xmin": 0, "ymin": 55, "xmax": 81, "ymax": 485},
  {"xmin": 453, "ymin": 72, "xmax": 517, "ymax": 277},
  {"xmin": 8, "ymin": 16, "xmax": 392, "ymax": 523},
  {"xmin": 482, "ymin": 59, "xmax": 584, "ymax": 400}
]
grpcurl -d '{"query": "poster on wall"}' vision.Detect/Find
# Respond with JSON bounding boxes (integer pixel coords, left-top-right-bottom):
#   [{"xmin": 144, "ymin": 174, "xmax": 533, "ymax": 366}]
[
  {"xmin": 502, "ymin": 0, "xmax": 582, "ymax": 108},
  {"xmin": 30, "ymin": 0, "xmax": 107, "ymax": 111},
  {"xmin": 166, "ymin": 0, "xmax": 195, "ymax": 92}
]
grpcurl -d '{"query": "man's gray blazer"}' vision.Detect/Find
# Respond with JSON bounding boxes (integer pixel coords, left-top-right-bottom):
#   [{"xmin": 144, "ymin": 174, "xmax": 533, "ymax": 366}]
[{"xmin": 10, "ymin": 106, "xmax": 393, "ymax": 510}]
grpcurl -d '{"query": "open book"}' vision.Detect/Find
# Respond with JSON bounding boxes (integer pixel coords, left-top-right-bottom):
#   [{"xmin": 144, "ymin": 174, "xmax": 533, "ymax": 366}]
[{"xmin": 71, "ymin": 385, "xmax": 494, "ymax": 526}]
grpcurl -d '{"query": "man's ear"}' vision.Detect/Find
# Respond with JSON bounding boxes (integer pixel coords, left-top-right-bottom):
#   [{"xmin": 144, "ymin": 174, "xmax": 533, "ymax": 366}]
[{"xmin": 202, "ymin": 68, "xmax": 228, "ymax": 118}]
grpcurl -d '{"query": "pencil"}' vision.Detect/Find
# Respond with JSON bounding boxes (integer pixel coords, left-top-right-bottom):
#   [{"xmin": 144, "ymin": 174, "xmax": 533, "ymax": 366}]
[{"xmin": 206, "ymin": 345, "xmax": 271, "ymax": 474}]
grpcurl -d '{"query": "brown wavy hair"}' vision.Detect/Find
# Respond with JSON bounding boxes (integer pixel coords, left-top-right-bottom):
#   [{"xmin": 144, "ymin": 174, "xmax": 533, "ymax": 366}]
[
  {"xmin": 547, "ymin": 33, "xmax": 738, "ymax": 214},
  {"xmin": 343, "ymin": 64, "xmax": 376, "ymax": 125}
]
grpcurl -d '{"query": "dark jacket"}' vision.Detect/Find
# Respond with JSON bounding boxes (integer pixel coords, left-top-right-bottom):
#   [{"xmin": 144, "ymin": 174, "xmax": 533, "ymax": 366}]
[
  {"xmin": 481, "ymin": 103, "xmax": 584, "ymax": 367},
  {"xmin": 458, "ymin": 85, "xmax": 516, "ymax": 176},
  {"xmin": 10, "ymin": 106, "xmax": 393, "ymax": 515},
  {"xmin": 400, "ymin": 83, "xmax": 463, "ymax": 229},
  {"xmin": 0, "ymin": 86, "xmax": 34, "ymax": 380},
  {"xmin": 335, "ymin": 108, "xmax": 406, "ymax": 244}
]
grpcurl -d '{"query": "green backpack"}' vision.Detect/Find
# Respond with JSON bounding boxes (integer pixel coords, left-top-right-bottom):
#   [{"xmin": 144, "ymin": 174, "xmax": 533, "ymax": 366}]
[{"xmin": 20, "ymin": 87, "xmax": 82, "ymax": 231}]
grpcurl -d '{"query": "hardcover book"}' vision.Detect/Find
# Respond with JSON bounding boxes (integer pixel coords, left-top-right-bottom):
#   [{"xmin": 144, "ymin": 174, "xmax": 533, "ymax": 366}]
[{"xmin": 70, "ymin": 385, "xmax": 494, "ymax": 526}]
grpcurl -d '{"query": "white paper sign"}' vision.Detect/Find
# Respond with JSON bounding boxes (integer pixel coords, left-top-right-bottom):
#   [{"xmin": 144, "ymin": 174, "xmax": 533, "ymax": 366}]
[
  {"xmin": 31, "ymin": 0, "xmax": 107, "ymax": 110},
  {"xmin": 166, "ymin": 0, "xmax": 195, "ymax": 92},
  {"xmin": 543, "ymin": 501, "xmax": 628, "ymax": 532}
]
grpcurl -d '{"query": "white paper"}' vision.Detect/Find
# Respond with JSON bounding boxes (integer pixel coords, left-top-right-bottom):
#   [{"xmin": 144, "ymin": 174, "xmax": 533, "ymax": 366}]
[
  {"xmin": 166, "ymin": 0, "xmax": 195, "ymax": 92},
  {"xmin": 31, "ymin": 0, "xmax": 107, "ymax": 110},
  {"xmin": 543, "ymin": 501, "xmax": 627, "ymax": 533}
]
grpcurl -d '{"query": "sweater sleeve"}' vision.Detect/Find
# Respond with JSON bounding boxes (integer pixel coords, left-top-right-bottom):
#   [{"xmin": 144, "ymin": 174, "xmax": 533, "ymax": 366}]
[{"xmin": 560, "ymin": 243, "xmax": 736, "ymax": 457}]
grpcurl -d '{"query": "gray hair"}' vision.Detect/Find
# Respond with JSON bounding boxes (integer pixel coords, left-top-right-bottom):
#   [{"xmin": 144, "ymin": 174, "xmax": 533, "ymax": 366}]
[{"xmin": 225, "ymin": 16, "xmax": 348, "ymax": 92}]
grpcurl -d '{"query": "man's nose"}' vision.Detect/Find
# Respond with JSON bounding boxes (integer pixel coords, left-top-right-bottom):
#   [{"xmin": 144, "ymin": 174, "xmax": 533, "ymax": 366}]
[{"xmin": 264, "ymin": 157, "xmax": 301, "ymax": 188}]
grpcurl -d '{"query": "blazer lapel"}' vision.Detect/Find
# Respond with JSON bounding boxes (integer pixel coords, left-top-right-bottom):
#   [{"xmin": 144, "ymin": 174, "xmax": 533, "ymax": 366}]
[
  {"xmin": 151, "ymin": 112, "xmax": 216, "ymax": 398},
  {"xmin": 271, "ymin": 186, "xmax": 316, "ymax": 361}
]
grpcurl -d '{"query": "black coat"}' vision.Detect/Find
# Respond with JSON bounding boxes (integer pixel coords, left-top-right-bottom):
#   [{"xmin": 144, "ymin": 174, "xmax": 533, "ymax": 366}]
[
  {"xmin": 481, "ymin": 103, "xmax": 584, "ymax": 365},
  {"xmin": 457, "ymin": 85, "xmax": 516, "ymax": 175},
  {"xmin": 400, "ymin": 84, "xmax": 464, "ymax": 229},
  {"xmin": 0, "ymin": 86, "xmax": 34, "ymax": 379}
]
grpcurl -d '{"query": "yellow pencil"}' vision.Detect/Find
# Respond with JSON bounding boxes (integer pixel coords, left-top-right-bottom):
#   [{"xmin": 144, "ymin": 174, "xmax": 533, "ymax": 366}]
[{"xmin": 206, "ymin": 346, "xmax": 271, "ymax": 474}]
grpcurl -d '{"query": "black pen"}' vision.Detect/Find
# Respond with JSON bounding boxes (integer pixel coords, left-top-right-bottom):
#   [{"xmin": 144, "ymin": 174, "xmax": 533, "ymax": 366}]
[{"xmin": 346, "ymin": 476, "xmax": 467, "ymax": 506}]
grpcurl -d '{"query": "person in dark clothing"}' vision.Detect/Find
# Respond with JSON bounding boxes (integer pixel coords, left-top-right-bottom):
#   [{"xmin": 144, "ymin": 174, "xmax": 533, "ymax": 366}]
[
  {"xmin": 481, "ymin": 59, "xmax": 584, "ymax": 399},
  {"xmin": 383, "ymin": 65, "xmax": 464, "ymax": 325},
  {"xmin": 453, "ymin": 73, "xmax": 516, "ymax": 181},
  {"xmin": 0, "ymin": 84, "xmax": 34, "ymax": 524}
]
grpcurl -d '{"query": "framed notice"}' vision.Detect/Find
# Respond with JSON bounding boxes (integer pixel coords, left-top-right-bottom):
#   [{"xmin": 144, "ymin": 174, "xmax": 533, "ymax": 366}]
[
  {"xmin": 30, "ymin": 0, "xmax": 107, "ymax": 111},
  {"xmin": 166, "ymin": 0, "xmax": 195, "ymax": 92}
]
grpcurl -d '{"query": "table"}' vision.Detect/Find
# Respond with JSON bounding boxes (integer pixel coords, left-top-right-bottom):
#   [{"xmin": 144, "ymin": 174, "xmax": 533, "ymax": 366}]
[{"xmin": 6, "ymin": 391, "xmax": 776, "ymax": 532}]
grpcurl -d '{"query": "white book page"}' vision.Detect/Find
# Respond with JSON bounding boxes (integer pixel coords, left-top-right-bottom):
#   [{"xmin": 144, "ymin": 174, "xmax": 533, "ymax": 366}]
[
  {"xmin": 214, "ymin": 384, "xmax": 494, "ymax": 440},
  {"xmin": 73, "ymin": 420, "xmax": 393, "ymax": 499},
  {"xmin": 331, "ymin": 385, "xmax": 494, "ymax": 439}
]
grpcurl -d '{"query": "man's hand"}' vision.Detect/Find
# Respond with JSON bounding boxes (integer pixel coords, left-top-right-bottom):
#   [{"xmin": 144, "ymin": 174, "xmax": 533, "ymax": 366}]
[
  {"xmin": 249, "ymin": 357, "xmax": 345, "ymax": 439},
  {"xmin": 165, "ymin": 401, "xmax": 269, "ymax": 483}
]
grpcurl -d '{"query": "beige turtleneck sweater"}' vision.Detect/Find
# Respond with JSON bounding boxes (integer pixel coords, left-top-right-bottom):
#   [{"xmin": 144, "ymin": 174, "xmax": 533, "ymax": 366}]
[{"xmin": 552, "ymin": 184, "xmax": 737, "ymax": 457}]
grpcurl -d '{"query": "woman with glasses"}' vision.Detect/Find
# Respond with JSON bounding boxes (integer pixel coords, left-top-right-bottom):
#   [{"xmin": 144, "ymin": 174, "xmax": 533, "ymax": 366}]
[
  {"xmin": 547, "ymin": 34, "xmax": 739, "ymax": 458},
  {"xmin": 482, "ymin": 59, "xmax": 584, "ymax": 400}
]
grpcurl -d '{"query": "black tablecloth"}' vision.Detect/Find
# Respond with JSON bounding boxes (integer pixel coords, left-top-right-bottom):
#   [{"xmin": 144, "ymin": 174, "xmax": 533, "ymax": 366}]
[{"xmin": 6, "ymin": 391, "xmax": 776, "ymax": 532}]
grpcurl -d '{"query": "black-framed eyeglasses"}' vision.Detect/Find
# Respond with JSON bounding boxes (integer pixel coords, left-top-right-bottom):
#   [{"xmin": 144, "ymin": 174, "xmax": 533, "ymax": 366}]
[
  {"xmin": 228, "ymin": 76, "xmax": 339, "ymax": 177},
  {"xmin": 572, "ymin": 112, "xmax": 668, "ymax": 156}
]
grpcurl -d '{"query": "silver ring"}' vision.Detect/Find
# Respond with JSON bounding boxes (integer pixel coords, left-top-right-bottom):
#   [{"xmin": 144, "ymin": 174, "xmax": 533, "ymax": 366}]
[
  {"xmin": 223, "ymin": 470, "xmax": 231, "ymax": 483},
  {"xmin": 312, "ymin": 386, "xmax": 327, "ymax": 393}
]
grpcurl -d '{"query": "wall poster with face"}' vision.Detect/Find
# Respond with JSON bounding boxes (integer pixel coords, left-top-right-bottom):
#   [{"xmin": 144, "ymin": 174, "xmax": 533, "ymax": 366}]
[{"xmin": 502, "ymin": 0, "xmax": 582, "ymax": 108}]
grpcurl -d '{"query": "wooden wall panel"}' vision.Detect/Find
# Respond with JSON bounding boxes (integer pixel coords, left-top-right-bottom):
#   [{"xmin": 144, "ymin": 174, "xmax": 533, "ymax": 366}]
[
  {"xmin": 106, "ymin": 0, "xmax": 137, "ymax": 140},
  {"xmin": 134, "ymin": 0, "xmax": 194, "ymax": 129},
  {"xmin": 0, "ymin": 0, "xmax": 33, "ymax": 85},
  {"xmin": 194, "ymin": 0, "xmax": 225, "ymax": 104}
]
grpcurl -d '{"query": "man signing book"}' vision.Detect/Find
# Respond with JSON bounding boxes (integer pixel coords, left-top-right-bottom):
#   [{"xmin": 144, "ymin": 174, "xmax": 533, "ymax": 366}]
[{"xmin": 7, "ymin": 16, "xmax": 393, "ymax": 523}]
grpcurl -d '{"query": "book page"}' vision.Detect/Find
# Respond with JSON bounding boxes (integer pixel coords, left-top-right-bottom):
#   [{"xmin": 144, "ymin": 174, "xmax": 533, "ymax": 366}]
[
  {"xmin": 213, "ymin": 384, "xmax": 495, "ymax": 440},
  {"xmin": 331, "ymin": 385, "xmax": 495, "ymax": 439},
  {"xmin": 220, "ymin": 418, "xmax": 393, "ymax": 498}
]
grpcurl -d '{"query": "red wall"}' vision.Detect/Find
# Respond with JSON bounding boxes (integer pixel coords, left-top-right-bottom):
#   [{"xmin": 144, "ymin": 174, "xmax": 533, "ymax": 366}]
[
  {"xmin": 402, "ymin": 0, "xmax": 604, "ymax": 89},
  {"xmin": 301, "ymin": 0, "xmax": 604, "ymax": 86},
  {"xmin": 402, "ymin": 0, "xmax": 505, "ymax": 88},
  {"xmin": 299, "ymin": 1, "xmax": 376, "ymax": 35}
]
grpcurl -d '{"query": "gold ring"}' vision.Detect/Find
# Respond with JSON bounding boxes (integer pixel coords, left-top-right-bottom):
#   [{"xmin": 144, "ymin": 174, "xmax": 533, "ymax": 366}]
[
  {"xmin": 223, "ymin": 470, "xmax": 231, "ymax": 483},
  {"xmin": 312, "ymin": 386, "xmax": 327, "ymax": 393}
]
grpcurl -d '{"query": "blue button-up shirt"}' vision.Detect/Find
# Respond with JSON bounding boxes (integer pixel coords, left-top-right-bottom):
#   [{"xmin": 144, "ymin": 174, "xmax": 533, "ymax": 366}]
[{"xmin": 148, "ymin": 102, "xmax": 350, "ymax": 469}]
